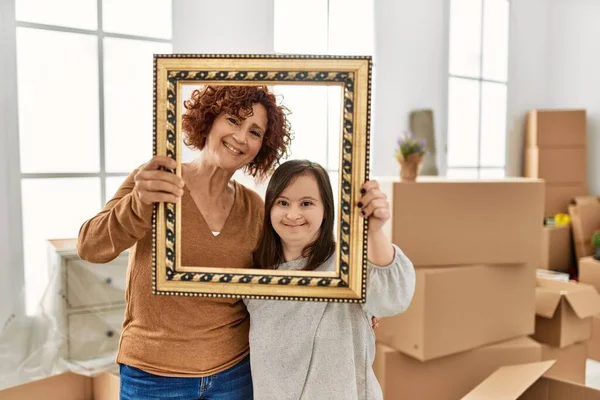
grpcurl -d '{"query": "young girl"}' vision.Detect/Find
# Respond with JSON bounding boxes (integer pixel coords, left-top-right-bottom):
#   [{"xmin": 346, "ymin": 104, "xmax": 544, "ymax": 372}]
[{"xmin": 245, "ymin": 159, "xmax": 416, "ymax": 400}]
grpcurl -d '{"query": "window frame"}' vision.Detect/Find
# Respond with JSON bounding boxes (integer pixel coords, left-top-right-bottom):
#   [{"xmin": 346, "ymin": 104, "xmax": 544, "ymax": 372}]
[
  {"xmin": 6, "ymin": 0, "xmax": 173, "ymax": 315},
  {"xmin": 446, "ymin": 0, "xmax": 510, "ymax": 178},
  {"xmin": 272, "ymin": 0, "xmax": 375, "ymax": 182}
]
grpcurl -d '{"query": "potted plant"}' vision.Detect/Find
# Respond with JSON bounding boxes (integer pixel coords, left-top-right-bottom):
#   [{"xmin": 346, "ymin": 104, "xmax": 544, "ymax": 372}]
[
  {"xmin": 593, "ymin": 230, "xmax": 600, "ymax": 261},
  {"xmin": 395, "ymin": 131, "xmax": 426, "ymax": 182}
]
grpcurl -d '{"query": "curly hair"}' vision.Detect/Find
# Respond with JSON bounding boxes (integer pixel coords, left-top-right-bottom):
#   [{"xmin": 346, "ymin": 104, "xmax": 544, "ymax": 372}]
[{"xmin": 181, "ymin": 85, "xmax": 292, "ymax": 181}]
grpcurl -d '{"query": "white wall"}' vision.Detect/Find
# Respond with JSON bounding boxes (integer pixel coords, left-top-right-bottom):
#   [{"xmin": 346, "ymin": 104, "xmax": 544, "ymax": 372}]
[
  {"xmin": 505, "ymin": 0, "xmax": 552, "ymax": 177},
  {"xmin": 372, "ymin": 0, "xmax": 449, "ymax": 177},
  {"xmin": 547, "ymin": 0, "xmax": 600, "ymax": 194},
  {"xmin": 506, "ymin": 0, "xmax": 600, "ymax": 195},
  {"xmin": 173, "ymin": 0, "xmax": 274, "ymax": 54},
  {"xmin": 0, "ymin": 0, "xmax": 24, "ymax": 326}
]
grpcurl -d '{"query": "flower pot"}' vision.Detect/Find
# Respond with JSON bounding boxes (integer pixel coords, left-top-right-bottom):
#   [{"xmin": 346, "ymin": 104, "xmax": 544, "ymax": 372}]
[
  {"xmin": 397, "ymin": 153, "xmax": 424, "ymax": 182},
  {"xmin": 595, "ymin": 247, "xmax": 600, "ymax": 261}
]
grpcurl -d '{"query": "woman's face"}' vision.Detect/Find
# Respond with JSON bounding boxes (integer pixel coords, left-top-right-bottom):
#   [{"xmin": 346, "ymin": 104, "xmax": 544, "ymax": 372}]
[
  {"xmin": 204, "ymin": 103, "xmax": 267, "ymax": 172},
  {"xmin": 270, "ymin": 173, "xmax": 324, "ymax": 250}
]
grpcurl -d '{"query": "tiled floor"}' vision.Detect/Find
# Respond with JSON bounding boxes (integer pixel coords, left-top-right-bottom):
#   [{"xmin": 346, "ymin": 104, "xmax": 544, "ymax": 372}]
[{"xmin": 587, "ymin": 359, "xmax": 600, "ymax": 388}]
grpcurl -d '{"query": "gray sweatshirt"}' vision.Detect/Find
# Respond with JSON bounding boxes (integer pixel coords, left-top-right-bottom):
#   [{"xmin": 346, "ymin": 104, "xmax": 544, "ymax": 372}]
[{"xmin": 244, "ymin": 244, "xmax": 416, "ymax": 400}]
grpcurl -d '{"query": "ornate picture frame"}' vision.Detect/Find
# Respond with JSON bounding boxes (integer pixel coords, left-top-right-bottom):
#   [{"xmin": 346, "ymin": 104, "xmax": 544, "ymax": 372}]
[{"xmin": 153, "ymin": 54, "xmax": 372, "ymax": 302}]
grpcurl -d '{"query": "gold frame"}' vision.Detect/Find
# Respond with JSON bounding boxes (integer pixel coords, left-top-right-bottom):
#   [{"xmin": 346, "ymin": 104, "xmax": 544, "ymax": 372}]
[{"xmin": 152, "ymin": 54, "xmax": 372, "ymax": 302}]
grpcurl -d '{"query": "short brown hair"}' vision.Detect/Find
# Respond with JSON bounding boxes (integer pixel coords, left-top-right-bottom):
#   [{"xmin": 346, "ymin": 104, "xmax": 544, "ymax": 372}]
[
  {"xmin": 181, "ymin": 85, "xmax": 292, "ymax": 181},
  {"xmin": 253, "ymin": 160, "xmax": 336, "ymax": 271}
]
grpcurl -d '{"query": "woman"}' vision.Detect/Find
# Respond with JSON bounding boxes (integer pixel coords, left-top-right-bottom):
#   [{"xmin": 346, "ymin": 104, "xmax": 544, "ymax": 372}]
[
  {"xmin": 77, "ymin": 86, "xmax": 291, "ymax": 399},
  {"xmin": 246, "ymin": 159, "xmax": 416, "ymax": 400}
]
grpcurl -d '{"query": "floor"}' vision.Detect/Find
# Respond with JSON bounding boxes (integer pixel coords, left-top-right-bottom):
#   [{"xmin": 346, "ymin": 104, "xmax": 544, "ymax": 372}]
[{"xmin": 587, "ymin": 359, "xmax": 600, "ymax": 388}]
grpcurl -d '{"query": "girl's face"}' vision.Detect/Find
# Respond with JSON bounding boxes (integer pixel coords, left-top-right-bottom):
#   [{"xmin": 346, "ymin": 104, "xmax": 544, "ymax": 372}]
[{"xmin": 270, "ymin": 173, "xmax": 324, "ymax": 250}]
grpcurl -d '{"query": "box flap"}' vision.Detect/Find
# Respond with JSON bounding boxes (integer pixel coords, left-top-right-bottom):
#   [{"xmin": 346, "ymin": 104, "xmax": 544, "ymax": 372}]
[
  {"xmin": 461, "ymin": 360, "xmax": 556, "ymax": 400},
  {"xmin": 564, "ymin": 284, "xmax": 600, "ymax": 319},
  {"xmin": 569, "ymin": 197, "xmax": 600, "ymax": 263},
  {"xmin": 0, "ymin": 373, "xmax": 92, "ymax": 400},
  {"xmin": 572, "ymin": 196, "xmax": 600, "ymax": 206},
  {"xmin": 535, "ymin": 287, "xmax": 562, "ymax": 318},
  {"xmin": 92, "ymin": 373, "xmax": 120, "ymax": 400}
]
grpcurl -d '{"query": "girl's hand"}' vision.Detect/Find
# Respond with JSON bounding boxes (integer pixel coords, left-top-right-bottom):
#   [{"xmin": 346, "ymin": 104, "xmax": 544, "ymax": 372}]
[
  {"xmin": 372, "ymin": 317, "xmax": 380, "ymax": 330},
  {"xmin": 358, "ymin": 180, "xmax": 390, "ymax": 234},
  {"xmin": 133, "ymin": 156, "xmax": 184, "ymax": 205}
]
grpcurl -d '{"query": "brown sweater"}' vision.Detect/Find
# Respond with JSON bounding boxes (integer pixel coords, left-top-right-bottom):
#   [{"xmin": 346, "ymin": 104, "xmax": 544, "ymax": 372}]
[{"xmin": 77, "ymin": 169, "xmax": 264, "ymax": 377}]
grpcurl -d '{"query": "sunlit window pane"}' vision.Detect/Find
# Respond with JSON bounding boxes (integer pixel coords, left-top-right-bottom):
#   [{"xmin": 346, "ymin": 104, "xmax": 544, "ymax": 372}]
[
  {"xmin": 328, "ymin": 0, "xmax": 374, "ymax": 55},
  {"xmin": 447, "ymin": 0, "xmax": 508, "ymax": 178},
  {"xmin": 16, "ymin": 0, "xmax": 97, "ymax": 30},
  {"xmin": 480, "ymin": 82, "xmax": 507, "ymax": 167},
  {"xmin": 274, "ymin": 0, "xmax": 328, "ymax": 54},
  {"xmin": 482, "ymin": 0, "xmax": 509, "ymax": 81},
  {"xmin": 233, "ymin": 171, "xmax": 269, "ymax": 200},
  {"xmin": 480, "ymin": 168, "xmax": 505, "ymax": 179},
  {"xmin": 274, "ymin": 85, "xmax": 328, "ymax": 167},
  {"xmin": 21, "ymin": 178, "xmax": 101, "ymax": 314},
  {"xmin": 328, "ymin": 86, "xmax": 343, "ymax": 171},
  {"xmin": 447, "ymin": 77, "xmax": 480, "ymax": 167},
  {"xmin": 329, "ymin": 171, "xmax": 339, "ymax": 241},
  {"xmin": 447, "ymin": 168, "xmax": 479, "ymax": 179},
  {"xmin": 179, "ymin": 84, "xmax": 201, "ymax": 164},
  {"xmin": 105, "ymin": 176, "xmax": 129, "ymax": 203},
  {"xmin": 102, "ymin": 0, "xmax": 172, "ymax": 39},
  {"xmin": 449, "ymin": 0, "xmax": 482, "ymax": 78},
  {"xmin": 103, "ymin": 38, "xmax": 173, "ymax": 173},
  {"xmin": 16, "ymin": 28, "xmax": 100, "ymax": 173}
]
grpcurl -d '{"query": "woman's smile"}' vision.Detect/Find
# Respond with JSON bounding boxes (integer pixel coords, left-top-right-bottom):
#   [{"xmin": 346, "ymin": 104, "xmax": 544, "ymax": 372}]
[{"xmin": 222, "ymin": 140, "xmax": 244, "ymax": 156}]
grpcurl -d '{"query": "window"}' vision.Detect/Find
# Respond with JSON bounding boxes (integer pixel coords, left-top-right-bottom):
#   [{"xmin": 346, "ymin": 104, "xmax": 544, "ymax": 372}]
[
  {"xmin": 271, "ymin": 0, "xmax": 374, "ymax": 202},
  {"xmin": 14, "ymin": 0, "xmax": 173, "ymax": 314},
  {"xmin": 446, "ymin": 0, "xmax": 509, "ymax": 178}
]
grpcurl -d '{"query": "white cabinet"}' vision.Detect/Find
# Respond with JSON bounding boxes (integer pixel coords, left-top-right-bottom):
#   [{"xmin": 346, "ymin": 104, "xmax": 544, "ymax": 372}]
[
  {"xmin": 68, "ymin": 308, "xmax": 124, "ymax": 360},
  {"xmin": 44, "ymin": 239, "xmax": 128, "ymax": 362}
]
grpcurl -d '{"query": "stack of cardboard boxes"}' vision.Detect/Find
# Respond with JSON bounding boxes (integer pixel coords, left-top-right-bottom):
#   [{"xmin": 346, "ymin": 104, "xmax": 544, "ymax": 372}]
[
  {"xmin": 375, "ymin": 179, "xmax": 545, "ymax": 399},
  {"xmin": 524, "ymin": 108, "xmax": 600, "ymax": 367},
  {"xmin": 525, "ymin": 109, "xmax": 588, "ymax": 218},
  {"xmin": 531, "ymin": 278, "xmax": 600, "ymax": 384},
  {"xmin": 376, "ymin": 177, "xmax": 600, "ymax": 398},
  {"xmin": 525, "ymin": 109, "xmax": 588, "ymax": 274},
  {"xmin": 576, "ymin": 256, "xmax": 600, "ymax": 362}
]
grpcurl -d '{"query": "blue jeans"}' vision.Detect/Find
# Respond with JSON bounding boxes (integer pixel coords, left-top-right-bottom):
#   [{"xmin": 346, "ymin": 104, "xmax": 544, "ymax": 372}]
[{"xmin": 119, "ymin": 355, "xmax": 253, "ymax": 400}]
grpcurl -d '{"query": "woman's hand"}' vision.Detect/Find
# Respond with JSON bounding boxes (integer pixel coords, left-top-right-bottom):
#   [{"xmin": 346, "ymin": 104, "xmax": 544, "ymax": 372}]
[
  {"xmin": 133, "ymin": 156, "xmax": 185, "ymax": 205},
  {"xmin": 358, "ymin": 180, "xmax": 390, "ymax": 234}
]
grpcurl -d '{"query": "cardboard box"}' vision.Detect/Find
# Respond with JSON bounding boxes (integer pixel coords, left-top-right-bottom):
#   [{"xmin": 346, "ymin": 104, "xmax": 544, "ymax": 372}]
[
  {"xmin": 540, "ymin": 225, "xmax": 574, "ymax": 272},
  {"xmin": 578, "ymin": 256, "xmax": 600, "ymax": 293},
  {"xmin": 540, "ymin": 342, "xmax": 587, "ymax": 384},
  {"xmin": 545, "ymin": 183, "xmax": 588, "ymax": 217},
  {"xmin": 376, "ymin": 264, "xmax": 535, "ymax": 361},
  {"xmin": 0, "ymin": 372, "xmax": 119, "ymax": 400},
  {"xmin": 462, "ymin": 360, "xmax": 600, "ymax": 399},
  {"xmin": 526, "ymin": 109, "xmax": 587, "ymax": 148},
  {"xmin": 374, "ymin": 337, "xmax": 542, "ymax": 400},
  {"xmin": 391, "ymin": 179, "xmax": 544, "ymax": 267},
  {"xmin": 532, "ymin": 278, "xmax": 600, "ymax": 348},
  {"xmin": 569, "ymin": 196, "xmax": 600, "ymax": 261},
  {"xmin": 525, "ymin": 147, "xmax": 587, "ymax": 184},
  {"xmin": 589, "ymin": 316, "xmax": 600, "ymax": 362}
]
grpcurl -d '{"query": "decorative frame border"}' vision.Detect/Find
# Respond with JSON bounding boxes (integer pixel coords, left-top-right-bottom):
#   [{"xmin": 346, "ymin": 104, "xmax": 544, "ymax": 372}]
[{"xmin": 152, "ymin": 54, "xmax": 372, "ymax": 302}]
